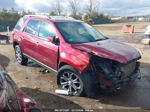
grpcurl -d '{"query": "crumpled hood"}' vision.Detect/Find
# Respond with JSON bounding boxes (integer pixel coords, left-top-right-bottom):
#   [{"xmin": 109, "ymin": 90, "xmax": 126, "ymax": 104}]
[{"xmin": 72, "ymin": 39, "xmax": 141, "ymax": 63}]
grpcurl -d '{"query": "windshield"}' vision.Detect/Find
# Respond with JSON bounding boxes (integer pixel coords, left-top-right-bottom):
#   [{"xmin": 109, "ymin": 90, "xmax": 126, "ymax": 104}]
[{"xmin": 55, "ymin": 22, "xmax": 107, "ymax": 44}]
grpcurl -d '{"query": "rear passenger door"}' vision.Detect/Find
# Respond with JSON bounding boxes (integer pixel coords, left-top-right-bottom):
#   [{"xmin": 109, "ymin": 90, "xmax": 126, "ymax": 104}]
[
  {"xmin": 36, "ymin": 21, "xmax": 59, "ymax": 70},
  {"xmin": 21, "ymin": 19, "xmax": 40, "ymax": 59}
]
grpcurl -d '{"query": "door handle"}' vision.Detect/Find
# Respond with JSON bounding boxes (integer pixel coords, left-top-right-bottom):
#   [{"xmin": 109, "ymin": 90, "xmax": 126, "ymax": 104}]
[{"xmin": 36, "ymin": 41, "xmax": 40, "ymax": 46}]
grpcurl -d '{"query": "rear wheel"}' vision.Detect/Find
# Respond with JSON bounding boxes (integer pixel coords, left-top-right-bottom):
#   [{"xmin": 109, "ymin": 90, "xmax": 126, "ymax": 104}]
[
  {"xmin": 58, "ymin": 65, "xmax": 84, "ymax": 96},
  {"xmin": 15, "ymin": 45, "xmax": 28, "ymax": 65}
]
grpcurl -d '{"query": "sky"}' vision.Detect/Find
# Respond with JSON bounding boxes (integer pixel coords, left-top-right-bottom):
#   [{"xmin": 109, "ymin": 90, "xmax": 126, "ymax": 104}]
[{"xmin": 0, "ymin": 0, "xmax": 150, "ymax": 16}]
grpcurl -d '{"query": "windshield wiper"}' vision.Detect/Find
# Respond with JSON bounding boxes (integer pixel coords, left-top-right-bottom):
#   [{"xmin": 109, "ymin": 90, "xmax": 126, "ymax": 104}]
[{"xmin": 95, "ymin": 38, "xmax": 108, "ymax": 41}]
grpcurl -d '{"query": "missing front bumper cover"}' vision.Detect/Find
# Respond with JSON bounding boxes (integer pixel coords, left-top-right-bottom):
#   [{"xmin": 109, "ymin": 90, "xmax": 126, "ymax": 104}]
[{"xmin": 90, "ymin": 56, "xmax": 141, "ymax": 90}]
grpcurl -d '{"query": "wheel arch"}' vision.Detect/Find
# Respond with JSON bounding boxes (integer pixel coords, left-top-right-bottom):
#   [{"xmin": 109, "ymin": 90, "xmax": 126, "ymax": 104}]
[
  {"xmin": 13, "ymin": 41, "xmax": 19, "ymax": 48},
  {"xmin": 58, "ymin": 62, "xmax": 69, "ymax": 69},
  {"xmin": 57, "ymin": 64, "xmax": 80, "ymax": 85}
]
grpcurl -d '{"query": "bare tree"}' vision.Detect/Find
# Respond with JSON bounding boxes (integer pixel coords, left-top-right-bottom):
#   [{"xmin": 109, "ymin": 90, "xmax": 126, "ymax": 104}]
[
  {"xmin": 68, "ymin": 0, "xmax": 79, "ymax": 15},
  {"xmin": 53, "ymin": 0, "xmax": 63, "ymax": 16},
  {"xmin": 85, "ymin": 0, "xmax": 100, "ymax": 14}
]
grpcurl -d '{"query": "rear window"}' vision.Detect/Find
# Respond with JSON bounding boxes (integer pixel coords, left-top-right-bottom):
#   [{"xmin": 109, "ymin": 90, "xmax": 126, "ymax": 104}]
[{"xmin": 14, "ymin": 18, "xmax": 26, "ymax": 30}]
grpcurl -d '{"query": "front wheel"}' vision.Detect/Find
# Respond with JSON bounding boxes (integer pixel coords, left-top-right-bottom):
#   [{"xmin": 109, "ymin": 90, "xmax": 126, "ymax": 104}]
[
  {"xmin": 15, "ymin": 45, "xmax": 28, "ymax": 65},
  {"xmin": 58, "ymin": 65, "xmax": 84, "ymax": 96}
]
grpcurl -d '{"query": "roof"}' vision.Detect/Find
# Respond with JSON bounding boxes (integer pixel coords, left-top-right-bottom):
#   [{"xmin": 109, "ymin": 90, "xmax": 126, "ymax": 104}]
[{"xmin": 23, "ymin": 15, "xmax": 79, "ymax": 22}]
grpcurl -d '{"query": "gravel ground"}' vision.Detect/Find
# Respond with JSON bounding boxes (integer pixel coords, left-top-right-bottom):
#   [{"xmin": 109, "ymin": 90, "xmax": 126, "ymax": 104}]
[{"xmin": 0, "ymin": 22, "xmax": 150, "ymax": 112}]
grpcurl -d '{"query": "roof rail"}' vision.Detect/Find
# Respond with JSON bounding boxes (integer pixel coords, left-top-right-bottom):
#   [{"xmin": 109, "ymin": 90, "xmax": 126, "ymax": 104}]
[
  {"xmin": 23, "ymin": 15, "xmax": 76, "ymax": 20},
  {"xmin": 49, "ymin": 16, "xmax": 75, "ymax": 20},
  {"xmin": 23, "ymin": 15, "xmax": 50, "ymax": 19}
]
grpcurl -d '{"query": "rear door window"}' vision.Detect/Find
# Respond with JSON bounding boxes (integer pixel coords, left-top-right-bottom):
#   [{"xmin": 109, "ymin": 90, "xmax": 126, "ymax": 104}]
[
  {"xmin": 38, "ymin": 21, "xmax": 56, "ymax": 40},
  {"xmin": 14, "ymin": 18, "xmax": 26, "ymax": 30},
  {"xmin": 24, "ymin": 19, "xmax": 40, "ymax": 36}
]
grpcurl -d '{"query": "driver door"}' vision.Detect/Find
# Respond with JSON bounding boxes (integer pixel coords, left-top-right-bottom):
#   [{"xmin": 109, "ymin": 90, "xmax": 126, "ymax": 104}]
[{"xmin": 35, "ymin": 20, "xmax": 59, "ymax": 70}]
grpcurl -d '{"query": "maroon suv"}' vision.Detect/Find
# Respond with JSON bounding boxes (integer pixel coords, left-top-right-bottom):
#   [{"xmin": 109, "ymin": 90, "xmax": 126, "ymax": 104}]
[
  {"xmin": 12, "ymin": 15, "xmax": 141, "ymax": 97},
  {"xmin": 0, "ymin": 69, "xmax": 42, "ymax": 112}
]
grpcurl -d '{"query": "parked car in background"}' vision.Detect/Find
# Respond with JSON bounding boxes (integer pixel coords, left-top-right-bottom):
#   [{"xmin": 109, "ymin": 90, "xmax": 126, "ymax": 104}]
[
  {"xmin": 141, "ymin": 25, "xmax": 150, "ymax": 45},
  {"xmin": 12, "ymin": 15, "xmax": 141, "ymax": 97},
  {"xmin": 0, "ymin": 66, "xmax": 42, "ymax": 112},
  {"xmin": 145, "ymin": 25, "xmax": 150, "ymax": 37}
]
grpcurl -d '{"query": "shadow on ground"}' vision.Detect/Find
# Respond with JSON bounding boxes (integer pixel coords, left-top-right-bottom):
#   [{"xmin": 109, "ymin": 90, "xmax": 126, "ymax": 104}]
[
  {"xmin": 27, "ymin": 61, "xmax": 41, "ymax": 68},
  {"xmin": 0, "ymin": 53, "xmax": 10, "ymax": 68},
  {"xmin": 21, "ymin": 87, "xmax": 83, "ymax": 112}
]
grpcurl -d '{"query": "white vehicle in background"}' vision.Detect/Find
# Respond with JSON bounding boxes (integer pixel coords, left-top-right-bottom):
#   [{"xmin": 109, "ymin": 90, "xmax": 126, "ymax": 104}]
[
  {"xmin": 145, "ymin": 25, "xmax": 150, "ymax": 37},
  {"xmin": 142, "ymin": 25, "xmax": 150, "ymax": 45}
]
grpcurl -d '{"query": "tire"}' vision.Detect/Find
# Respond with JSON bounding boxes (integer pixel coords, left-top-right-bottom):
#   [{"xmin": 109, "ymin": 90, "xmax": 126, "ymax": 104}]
[
  {"xmin": 15, "ymin": 45, "xmax": 28, "ymax": 65},
  {"xmin": 57, "ymin": 65, "xmax": 84, "ymax": 96},
  {"xmin": 80, "ymin": 71, "xmax": 98, "ymax": 98}
]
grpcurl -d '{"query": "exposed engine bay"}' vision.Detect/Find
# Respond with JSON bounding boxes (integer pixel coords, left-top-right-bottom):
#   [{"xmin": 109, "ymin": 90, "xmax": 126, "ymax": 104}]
[{"xmin": 90, "ymin": 56, "xmax": 141, "ymax": 91}]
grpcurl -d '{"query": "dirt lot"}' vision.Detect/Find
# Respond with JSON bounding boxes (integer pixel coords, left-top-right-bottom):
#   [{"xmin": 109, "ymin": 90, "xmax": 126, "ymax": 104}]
[{"xmin": 0, "ymin": 22, "xmax": 150, "ymax": 112}]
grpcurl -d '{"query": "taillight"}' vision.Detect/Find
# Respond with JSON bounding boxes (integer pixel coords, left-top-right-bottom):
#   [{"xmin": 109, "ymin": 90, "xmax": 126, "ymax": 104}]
[
  {"xmin": 23, "ymin": 98, "xmax": 36, "ymax": 108},
  {"xmin": 16, "ymin": 90, "xmax": 42, "ymax": 112}
]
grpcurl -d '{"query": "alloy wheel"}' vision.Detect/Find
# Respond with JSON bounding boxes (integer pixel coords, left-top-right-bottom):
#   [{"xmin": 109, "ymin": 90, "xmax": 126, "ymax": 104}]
[
  {"xmin": 60, "ymin": 71, "xmax": 82, "ymax": 96},
  {"xmin": 15, "ymin": 46, "xmax": 22, "ymax": 63}
]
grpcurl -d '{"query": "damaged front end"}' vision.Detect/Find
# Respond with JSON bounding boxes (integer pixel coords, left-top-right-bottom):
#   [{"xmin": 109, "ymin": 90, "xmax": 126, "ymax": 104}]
[{"xmin": 89, "ymin": 56, "xmax": 141, "ymax": 91}]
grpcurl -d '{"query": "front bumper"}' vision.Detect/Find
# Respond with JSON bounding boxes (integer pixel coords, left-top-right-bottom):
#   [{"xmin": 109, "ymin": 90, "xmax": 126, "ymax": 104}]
[
  {"xmin": 108, "ymin": 62, "xmax": 141, "ymax": 89},
  {"xmin": 96, "ymin": 61, "xmax": 141, "ymax": 91},
  {"xmin": 114, "ymin": 68, "xmax": 141, "ymax": 85}
]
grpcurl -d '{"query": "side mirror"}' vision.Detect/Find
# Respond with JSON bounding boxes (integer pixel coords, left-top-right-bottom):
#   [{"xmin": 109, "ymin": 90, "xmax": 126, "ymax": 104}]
[
  {"xmin": 48, "ymin": 36, "xmax": 55, "ymax": 43},
  {"xmin": 48, "ymin": 36, "xmax": 60, "ymax": 45}
]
